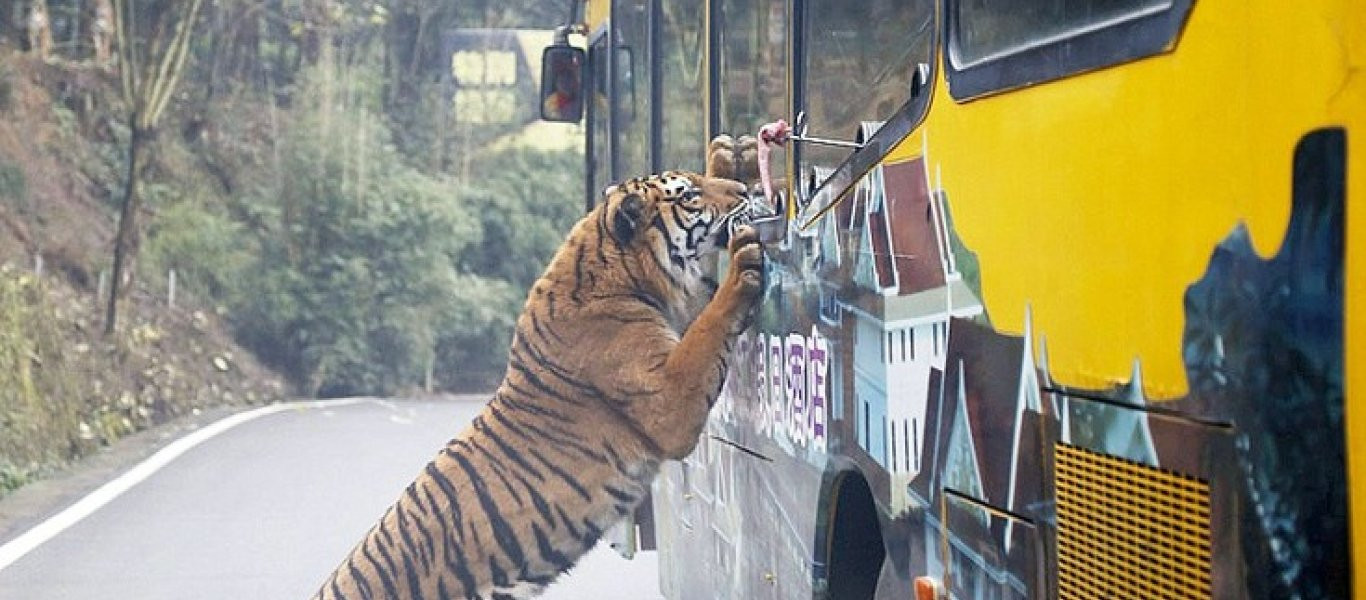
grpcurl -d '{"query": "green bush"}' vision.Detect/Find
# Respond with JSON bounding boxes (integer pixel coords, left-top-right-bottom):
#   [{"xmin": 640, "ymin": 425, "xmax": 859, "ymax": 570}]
[
  {"xmin": 229, "ymin": 71, "xmax": 480, "ymax": 395},
  {"xmin": 0, "ymin": 68, "xmax": 12, "ymax": 113},
  {"xmin": 151, "ymin": 64, "xmax": 589, "ymax": 396},
  {"xmin": 0, "ymin": 160, "xmax": 26, "ymax": 210},
  {"xmin": 0, "ymin": 464, "xmax": 31, "ymax": 495},
  {"xmin": 460, "ymin": 148, "xmax": 584, "ymax": 288},
  {"xmin": 142, "ymin": 197, "xmax": 254, "ymax": 306},
  {"xmin": 0, "ymin": 268, "xmax": 84, "ymax": 492},
  {"xmin": 432, "ymin": 274, "xmax": 522, "ymax": 391}
]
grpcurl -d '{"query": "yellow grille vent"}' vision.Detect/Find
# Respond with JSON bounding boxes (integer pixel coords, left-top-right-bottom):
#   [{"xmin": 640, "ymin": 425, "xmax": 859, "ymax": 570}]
[{"xmin": 1054, "ymin": 443, "xmax": 1213, "ymax": 599}]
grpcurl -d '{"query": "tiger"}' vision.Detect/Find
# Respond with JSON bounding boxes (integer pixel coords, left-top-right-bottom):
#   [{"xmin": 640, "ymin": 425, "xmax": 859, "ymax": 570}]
[{"xmin": 310, "ymin": 142, "xmax": 764, "ymax": 600}]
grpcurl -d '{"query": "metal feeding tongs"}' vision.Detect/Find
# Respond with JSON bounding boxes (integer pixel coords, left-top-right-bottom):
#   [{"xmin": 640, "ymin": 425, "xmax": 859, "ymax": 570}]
[
  {"xmin": 726, "ymin": 113, "xmax": 872, "ymax": 245},
  {"xmin": 725, "ymin": 186, "xmax": 786, "ymax": 245},
  {"xmin": 722, "ymin": 119, "xmax": 792, "ymax": 246}
]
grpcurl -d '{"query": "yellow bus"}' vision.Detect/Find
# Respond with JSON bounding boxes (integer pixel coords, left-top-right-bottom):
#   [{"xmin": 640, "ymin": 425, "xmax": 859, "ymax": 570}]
[{"xmin": 541, "ymin": 0, "xmax": 1362, "ymax": 597}]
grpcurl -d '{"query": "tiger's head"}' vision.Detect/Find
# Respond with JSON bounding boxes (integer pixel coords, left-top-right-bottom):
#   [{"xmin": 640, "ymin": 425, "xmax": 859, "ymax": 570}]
[{"xmin": 603, "ymin": 171, "xmax": 750, "ymax": 272}]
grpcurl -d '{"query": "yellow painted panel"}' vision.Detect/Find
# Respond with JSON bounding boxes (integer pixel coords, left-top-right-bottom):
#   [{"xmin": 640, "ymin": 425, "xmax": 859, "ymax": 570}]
[
  {"xmin": 874, "ymin": 0, "xmax": 1365, "ymax": 592},
  {"xmin": 1343, "ymin": 4, "xmax": 1366, "ymax": 591},
  {"xmin": 585, "ymin": 0, "xmax": 608, "ymax": 30},
  {"xmin": 915, "ymin": 0, "xmax": 1359, "ymax": 400},
  {"xmin": 891, "ymin": 1, "xmax": 1364, "ymax": 590}
]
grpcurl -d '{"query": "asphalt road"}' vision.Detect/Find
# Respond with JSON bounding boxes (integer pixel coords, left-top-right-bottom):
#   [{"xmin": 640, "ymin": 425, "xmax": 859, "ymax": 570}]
[{"xmin": 0, "ymin": 399, "xmax": 665, "ymax": 600}]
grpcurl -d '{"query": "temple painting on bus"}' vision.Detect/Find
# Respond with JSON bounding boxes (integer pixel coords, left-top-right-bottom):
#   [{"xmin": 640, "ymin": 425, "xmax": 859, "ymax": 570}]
[{"xmin": 691, "ymin": 128, "xmax": 1347, "ymax": 599}]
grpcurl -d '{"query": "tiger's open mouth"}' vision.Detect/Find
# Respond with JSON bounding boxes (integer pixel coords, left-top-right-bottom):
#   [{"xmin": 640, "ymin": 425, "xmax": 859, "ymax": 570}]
[
  {"xmin": 719, "ymin": 189, "xmax": 781, "ymax": 248},
  {"xmin": 716, "ymin": 200, "xmax": 753, "ymax": 249}
]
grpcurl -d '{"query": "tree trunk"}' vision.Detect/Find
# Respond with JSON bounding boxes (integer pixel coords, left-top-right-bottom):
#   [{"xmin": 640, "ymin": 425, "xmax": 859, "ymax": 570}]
[
  {"xmin": 102, "ymin": 0, "xmax": 204, "ymax": 335},
  {"xmin": 28, "ymin": 0, "xmax": 52, "ymax": 60},
  {"xmin": 0, "ymin": 3, "xmax": 11, "ymax": 46},
  {"xmin": 66, "ymin": 0, "xmax": 81, "ymax": 52},
  {"xmin": 424, "ymin": 352, "xmax": 434, "ymax": 395},
  {"xmin": 203, "ymin": 2, "xmax": 222, "ymax": 101},
  {"xmin": 104, "ymin": 123, "xmax": 146, "ymax": 335}
]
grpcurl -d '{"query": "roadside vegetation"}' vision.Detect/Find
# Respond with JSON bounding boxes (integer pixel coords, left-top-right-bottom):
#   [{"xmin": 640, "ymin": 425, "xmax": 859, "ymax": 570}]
[{"xmin": 0, "ymin": 1, "xmax": 583, "ymax": 495}]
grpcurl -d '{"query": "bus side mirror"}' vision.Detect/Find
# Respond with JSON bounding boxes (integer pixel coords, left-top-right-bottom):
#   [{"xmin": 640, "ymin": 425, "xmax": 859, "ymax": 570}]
[{"xmin": 540, "ymin": 43, "xmax": 585, "ymax": 123}]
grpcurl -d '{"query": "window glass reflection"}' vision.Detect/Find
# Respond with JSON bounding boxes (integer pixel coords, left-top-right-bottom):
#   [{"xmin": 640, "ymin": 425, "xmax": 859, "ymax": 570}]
[
  {"xmin": 800, "ymin": 0, "xmax": 933, "ymax": 173},
  {"xmin": 613, "ymin": 0, "xmax": 652, "ymax": 178},
  {"xmin": 659, "ymin": 0, "xmax": 707, "ymax": 172},
  {"xmin": 953, "ymin": 0, "xmax": 1169, "ymax": 67},
  {"xmin": 718, "ymin": 0, "xmax": 789, "ymax": 181}
]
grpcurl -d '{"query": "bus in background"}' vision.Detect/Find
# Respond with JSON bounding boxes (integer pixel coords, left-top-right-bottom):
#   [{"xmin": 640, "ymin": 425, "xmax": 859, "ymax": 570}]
[{"xmin": 541, "ymin": 1, "xmax": 1362, "ymax": 598}]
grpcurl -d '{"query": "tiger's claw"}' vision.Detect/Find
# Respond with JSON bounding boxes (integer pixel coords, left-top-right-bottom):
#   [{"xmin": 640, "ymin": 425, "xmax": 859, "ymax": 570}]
[{"xmin": 726, "ymin": 225, "xmax": 764, "ymax": 302}]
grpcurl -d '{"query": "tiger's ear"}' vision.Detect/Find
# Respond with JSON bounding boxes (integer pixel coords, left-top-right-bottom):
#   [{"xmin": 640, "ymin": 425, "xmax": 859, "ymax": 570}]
[{"xmin": 613, "ymin": 192, "xmax": 646, "ymax": 244}]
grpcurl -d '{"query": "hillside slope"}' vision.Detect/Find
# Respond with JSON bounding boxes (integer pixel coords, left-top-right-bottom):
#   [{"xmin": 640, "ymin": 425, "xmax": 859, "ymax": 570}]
[{"xmin": 0, "ymin": 52, "xmax": 286, "ymax": 497}]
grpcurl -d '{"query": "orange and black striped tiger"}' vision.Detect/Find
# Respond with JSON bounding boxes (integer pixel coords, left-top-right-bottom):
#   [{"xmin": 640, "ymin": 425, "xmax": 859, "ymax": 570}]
[{"xmin": 310, "ymin": 150, "xmax": 764, "ymax": 599}]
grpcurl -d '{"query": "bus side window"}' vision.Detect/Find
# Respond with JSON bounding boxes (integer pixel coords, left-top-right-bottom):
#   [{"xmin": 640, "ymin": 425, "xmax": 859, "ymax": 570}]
[
  {"xmin": 798, "ymin": 0, "xmax": 934, "ymax": 175},
  {"xmin": 613, "ymin": 0, "xmax": 651, "ymax": 177},
  {"xmin": 659, "ymin": 0, "xmax": 707, "ymax": 173},
  {"xmin": 951, "ymin": 0, "xmax": 1169, "ymax": 67},
  {"xmin": 716, "ymin": 0, "xmax": 789, "ymax": 148},
  {"xmin": 944, "ymin": 0, "xmax": 1194, "ymax": 99}
]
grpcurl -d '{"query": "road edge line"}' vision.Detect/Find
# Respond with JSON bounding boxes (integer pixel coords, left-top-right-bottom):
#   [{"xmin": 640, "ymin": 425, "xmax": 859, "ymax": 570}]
[{"xmin": 0, "ymin": 398, "xmax": 368, "ymax": 572}]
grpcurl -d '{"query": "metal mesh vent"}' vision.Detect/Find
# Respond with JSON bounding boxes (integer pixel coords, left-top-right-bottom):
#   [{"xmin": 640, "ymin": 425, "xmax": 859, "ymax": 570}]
[{"xmin": 1054, "ymin": 443, "xmax": 1213, "ymax": 599}]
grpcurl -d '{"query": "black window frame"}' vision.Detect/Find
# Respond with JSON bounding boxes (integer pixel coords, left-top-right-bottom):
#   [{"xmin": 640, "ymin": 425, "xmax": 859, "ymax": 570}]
[
  {"xmin": 942, "ymin": 0, "xmax": 1195, "ymax": 101},
  {"xmin": 608, "ymin": 9, "xmax": 623, "ymax": 181},
  {"xmin": 584, "ymin": 28, "xmax": 611, "ymax": 212},
  {"xmin": 649, "ymin": 0, "xmax": 664, "ymax": 173}
]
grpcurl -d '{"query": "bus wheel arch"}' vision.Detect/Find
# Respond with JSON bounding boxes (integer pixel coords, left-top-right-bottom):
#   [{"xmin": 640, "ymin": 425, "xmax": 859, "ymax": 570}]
[{"xmin": 813, "ymin": 467, "xmax": 886, "ymax": 600}]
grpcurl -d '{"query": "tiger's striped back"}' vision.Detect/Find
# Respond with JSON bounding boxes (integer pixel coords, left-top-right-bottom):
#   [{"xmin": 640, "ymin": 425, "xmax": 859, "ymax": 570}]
[{"xmin": 311, "ymin": 168, "xmax": 763, "ymax": 600}]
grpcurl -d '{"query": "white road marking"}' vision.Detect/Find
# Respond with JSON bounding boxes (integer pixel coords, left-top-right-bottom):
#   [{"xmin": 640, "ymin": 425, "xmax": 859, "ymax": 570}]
[{"xmin": 0, "ymin": 398, "xmax": 370, "ymax": 572}]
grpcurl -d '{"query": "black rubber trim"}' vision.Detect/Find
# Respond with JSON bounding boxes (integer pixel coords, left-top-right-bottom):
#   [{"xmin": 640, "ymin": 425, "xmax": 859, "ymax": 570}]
[
  {"xmin": 796, "ymin": 89, "xmax": 934, "ymax": 231},
  {"xmin": 942, "ymin": 0, "xmax": 1194, "ymax": 101}
]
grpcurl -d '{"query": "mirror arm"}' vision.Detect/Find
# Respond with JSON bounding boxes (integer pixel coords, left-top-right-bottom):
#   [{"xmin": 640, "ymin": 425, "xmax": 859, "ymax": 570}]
[
  {"xmin": 554, "ymin": 24, "xmax": 588, "ymax": 45},
  {"xmin": 790, "ymin": 134, "xmax": 864, "ymax": 150},
  {"xmin": 562, "ymin": 0, "xmax": 583, "ymax": 29},
  {"xmin": 787, "ymin": 111, "xmax": 866, "ymax": 150}
]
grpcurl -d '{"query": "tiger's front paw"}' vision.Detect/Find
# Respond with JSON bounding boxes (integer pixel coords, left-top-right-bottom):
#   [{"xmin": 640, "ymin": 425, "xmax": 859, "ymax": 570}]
[
  {"xmin": 734, "ymin": 135, "xmax": 760, "ymax": 185},
  {"xmin": 725, "ymin": 225, "xmax": 764, "ymax": 305},
  {"xmin": 707, "ymin": 134, "xmax": 761, "ymax": 186},
  {"xmin": 707, "ymin": 135, "xmax": 737, "ymax": 180}
]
